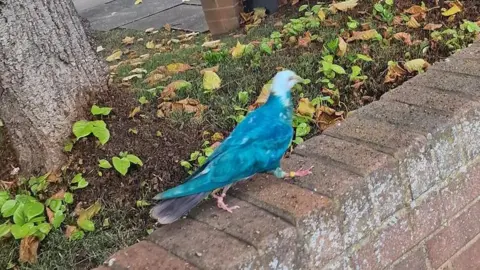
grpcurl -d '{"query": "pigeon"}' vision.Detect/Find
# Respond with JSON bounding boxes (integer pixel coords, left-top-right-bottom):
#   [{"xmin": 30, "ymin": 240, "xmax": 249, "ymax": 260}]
[{"xmin": 151, "ymin": 70, "xmax": 313, "ymax": 224}]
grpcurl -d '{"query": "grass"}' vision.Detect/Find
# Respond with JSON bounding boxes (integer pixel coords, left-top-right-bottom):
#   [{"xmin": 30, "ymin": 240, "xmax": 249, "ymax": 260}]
[{"xmin": 2, "ymin": 1, "xmax": 479, "ymax": 269}]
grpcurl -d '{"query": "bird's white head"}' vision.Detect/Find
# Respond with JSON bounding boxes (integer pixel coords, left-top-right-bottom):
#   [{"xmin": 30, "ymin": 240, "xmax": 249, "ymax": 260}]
[{"xmin": 270, "ymin": 70, "xmax": 303, "ymax": 106}]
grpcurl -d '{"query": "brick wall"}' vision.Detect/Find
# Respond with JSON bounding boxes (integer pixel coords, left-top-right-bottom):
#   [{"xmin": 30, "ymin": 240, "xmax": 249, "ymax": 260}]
[
  {"xmin": 200, "ymin": 0, "xmax": 241, "ymax": 35},
  {"xmin": 94, "ymin": 42, "xmax": 480, "ymax": 270}
]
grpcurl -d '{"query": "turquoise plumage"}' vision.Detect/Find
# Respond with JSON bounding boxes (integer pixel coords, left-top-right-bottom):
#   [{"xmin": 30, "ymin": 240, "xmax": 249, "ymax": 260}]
[{"xmin": 151, "ymin": 70, "xmax": 312, "ymax": 224}]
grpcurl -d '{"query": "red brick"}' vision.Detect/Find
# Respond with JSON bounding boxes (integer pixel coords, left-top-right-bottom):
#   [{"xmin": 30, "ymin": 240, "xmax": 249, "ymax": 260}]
[
  {"xmin": 105, "ymin": 241, "xmax": 196, "ymax": 270},
  {"xmin": 203, "ymin": 4, "xmax": 240, "ymax": 21},
  {"xmin": 348, "ymin": 240, "xmax": 382, "ymax": 270},
  {"xmin": 450, "ymin": 235, "xmax": 480, "ymax": 270},
  {"xmin": 215, "ymin": 0, "xmax": 240, "ymax": 8},
  {"xmin": 390, "ymin": 245, "xmax": 428, "ymax": 270},
  {"xmin": 200, "ymin": 0, "xmax": 218, "ymax": 9},
  {"xmin": 426, "ymin": 199, "xmax": 480, "ymax": 268},
  {"xmin": 441, "ymin": 164, "xmax": 480, "ymax": 219}
]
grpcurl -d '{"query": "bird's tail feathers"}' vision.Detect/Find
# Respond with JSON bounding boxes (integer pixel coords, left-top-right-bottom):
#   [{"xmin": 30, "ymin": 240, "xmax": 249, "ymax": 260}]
[{"xmin": 150, "ymin": 192, "xmax": 208, "ymax": 224}]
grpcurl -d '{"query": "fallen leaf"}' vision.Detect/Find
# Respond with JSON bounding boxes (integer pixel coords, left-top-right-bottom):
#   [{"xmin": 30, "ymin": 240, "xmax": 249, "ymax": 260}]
[
  {"xmin": 19, "ymin": 236, "xmax": 39, "ymax": 264},
  {"xmin": 164, "ymin": 23, "xmax": 171, "ymax": 31},
  {"xmin": 158, "ymin": 98, "xmax": 207, "ymax": 117},
  {"xmin": 106, "ymin": 50, "xmax": 122, "ymax": 62},
  {"xmin": 249, "ymin": 83, "xmax": 271, "ymax": 110},
  {"xmin": 130, "ymin": 68, "xmax": 148, "ymax": 74},
  {"xmin": 404, "ymin": 5, "xmax": 427, "ymax": 15},
  {"xmin": 392, "ymin": 16, "xmax": 403, "ymax": 25},
  {"xmin": 442, "ymin": 1, "xmax": 463, "ymax": 16},
  {"xmin": 122, "ymin": 36, "xmax": 135, "ymax": 45},
  {"xmin": 65, "ymin": 225, "xmax": 77, "ymax": 239},
  {"xmin": 384, "ymin": 61, "xmax": 407, "ymax": 83},
  {"xmin": 46, "ymin": 208, "xmax": 54, "ymax": 224},
  {"xmin": 129, "ymin": 107, "xmax": 141, "ymax": 118},
  {"xmin": 50, "ymin": 190, "xmax": 66, "ymax": 200},
  {"xmin": 315, "ymin": 106, "xmax": 344, "ymax": 131},
  {"xmin": 144, "ymin": 73, "xmax": 169, "ymax": 86},
  {"xmin": 202, "ymin": 40, "xmax": 221, "ymax": 48},
  {"xmin": 203, "ymin": 71, "xmax": 221, "ymax": 91},
  {"xmin": 404, "ymin": 59, "xmax": 430, "ymax": 73},
  {"xmin": 211, "ymin": 132, "xmax": 224, "ymax": 142},
  {"xmin": 122, "ymin": 74, "xmax": 143, "ymax": 81},
  {"xmin": 393, "ymin": 32, "xmax": 413, "ymax": 45},
  {"xmin": 160, "ymin": 80, "xmax": 192, "ymax": 99},
  {"xmin": 145, "ymin": 27, "xmax": 155, "ymax": 33},
  {"xmin": 146, "ymin": 41, "xmax": 155, "ymax": 49},
  {"xmin": 406, "ymin": 16, "xmax": 421, "ymax": 28},
  {"xmin": 77, "ymin": 201, "xmax": 102, "ymax": 221},
  {"xmin": 337, "ymin": 36, "xmax": 347, "ymax": 56},
  {"xmin": 134, "ymin": 0, "xmax": 142, "ymax": 4},
  {"xmin": 317, "ymin": 10, "xmax": 326, "ymax": 21},
  {"xmin": 96, "ymin": 46, "xmax": 105, "ymax": 52},
  {"xmin": 166, "ymin": 63, "xmax": 191, "ymax": 74},
  {"xmin": 297, "ymin": 98, "xmax": 315, "ymax": 117},
  {"xmin": 346, "ymin": 30, "xmax": 379, "ymax": 42},
  {"xmin": 231, "ymin": 41, "xmax": 246, "ymax": 59},
  {"xmin": 330, "ymin": 0, "xmax": 358, "ymax": 12},
  {"xmin": 200, "ymin": 65, "xmax": 219, "ymax": 74},
  {"xmin": 423, "ymin": 23, "xmax": 443, "ymax": 30},
  {"xmin": 298, "ymin": 31, "xmax": 312, "ymax": 47}
]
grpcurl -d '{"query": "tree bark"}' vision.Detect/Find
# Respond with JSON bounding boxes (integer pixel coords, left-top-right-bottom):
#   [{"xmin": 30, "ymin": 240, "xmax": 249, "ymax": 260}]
[{"xmin": 0, "ymin": 0, "xmax": 107, "ymax": 174}]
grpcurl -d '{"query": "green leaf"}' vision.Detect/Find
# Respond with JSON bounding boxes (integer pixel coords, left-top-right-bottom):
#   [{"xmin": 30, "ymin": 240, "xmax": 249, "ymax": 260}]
[
  {"xmin": 385, "ymin": 0, "xmax": 393, "ymax": 5},
  {"xmin": 13, "ymin": 204, "xmax": 26, "ymax": 226},
  {"xmin": 29, "ymin": 216, "xmax": 46, "ymax": 224},
  {"xmin": 37, "ymin": 223, "xmax": 51, "ymax": 234},
  {"xmin": 71, "ymin": 178, "xmax": 88, "ymax": 190},
  {"xmin": 203, "ymin": 147, "xmax": 214, "ymax": 157},
  {"xmin": 293, "ymin": 137, "xmax": 304, "ymax": 145},
  {"xmin": 190, "ymin": 151, "xmax": 201, "ymax": 161},
  {"xmin": 126, "ymin": 154, "xmax": 143, "ymax": 166},
  {"xmin": 64, "ymin": 140, "xmax": 74, "ymax": 152},
  {"xmin": 0, "ymin": 191, "xmax": 9, "ymax": 210},
  {"xmin": 197, "ymin": 156, "xmax": 207, "ymax": 166},
  {"xmin": 98, "ymin": 159, "xmax": 112, "ymax": 169},
  {"xmin": 72, "ymin": 120, "xmax": 93, "ymax": 139},
  {"xmin": 331, "ymin": 64, "xmax": 346, "ymax": 74},
  {"xmin": 0, "ymin": 221, "xmax": 11, "ymax": 238},
  {"xmin": 91, "ymin": 105, "xmax": 112, "ymax": 116},
  {"xmin": 70, "ymin": 230, "xmax": 85, "ymax": 241},
  {"xmin": 136, "ymin": 200, "xmax": 151, "ymax": 207},
  {"xmin": 296, "ymin": 123, "xmax": 311, "ymax": 137},
  {"xmin": 356, "ymin": 54, "xmax": 373, "ymax": 62},
  {"xmin": 24, "ymin": 201, "xmax": 44, "ymax": 221},
  {"xmin": 78, "ymin": 219, "xmax": 95, "ymax": 232},
  {"xmin": 180, "ymin": 160, "xmax": 192, "ymax": 169},
  {"xmin": 299, "ymin": 4, "xmax": 309, "ymax": 12},
  {"xmin": 112, "ymin": 157, "xmax": 130, "ymax": 176},
  {"xmin": 138, "ymin": 96, "xmax": 149, "ymax": 105},
  {"xmin": 52, "ymin": 211, "xmax": 65, "ymax": 229},
  {"xmin": 10, "ymin": 223, "xmax": 35, "ymax": 239},
  {"xmin": 260, "ymin": 42, "xmax": 272, "ymax": 55},
  {"xmin": 92, "ymin": 124, "xmax": 110, "ymax": 145},
  {"xmin": 1, "ymin": 200, "xmax": 17, "ymax": 218},
  {"xmin": 48, "ymin": 199, "xmax": 62, "ymax": 213},
  {"xmin": 374, "ymin": 3, "xmax": 384, "ymax": 12},
  {"xmin": 64, "ymin": 193, "xmax": 74, "ymax": 204},
  {"xmin": 238, "ymin": 91, "xmax": 249, "ymax": 104},
  {"xmin": 71, "ymin": 173, "xmax": 83, "ymax": 184}
]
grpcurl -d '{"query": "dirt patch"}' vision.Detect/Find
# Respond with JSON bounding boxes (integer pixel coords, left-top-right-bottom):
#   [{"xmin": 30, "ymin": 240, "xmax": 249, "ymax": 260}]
[{"xmin": 68, "ymin": 87, "xmax": 205, "ymax": 208}]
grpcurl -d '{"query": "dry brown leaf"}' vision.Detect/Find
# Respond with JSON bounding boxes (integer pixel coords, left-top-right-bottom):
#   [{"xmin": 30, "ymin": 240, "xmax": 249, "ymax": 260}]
[
  {"xmin": 337, "ymin": 36, "xmax": 347, "ymax": 57},
  {"xmin": 298, "ymin": 31, "xmax": 312, "ymax": 47},
  {"xmin": 423, "ymin": 23, "xmax": 443, "ymax": 30},
  {"xmin": 297, "ymin": 98, "xmax": 315, "ymax": 117},
  {"xmin": 65, "ymin": 225, "xmax": 77, "ymax": 239},
  {"xmin": 160, "ymin": 80, "xmax": 192, "ymax": 99},
  {"xmin": 406, "ymin": 16, "xmax": 421, "ymax": 28},
  {"xmin": 346, "ymin": 30, "xmax": 379, "ymax": 42},
  {"xmin": 330, "ymin": 0, "xmax": 358, "ymax": 12},
  {"xmin": 200, "ymin": 65, "xmax": 219, "ymax": 75},
  {"xmin": 393, "ymin": 16, "xmax": 403, "ymax": 26},
  {"xmin": 164, "ymin": 23, "xmax": 171, "ymax": 31},
  {"xmin": 404, "ymin": 5, "xmax": 427, "ymax": 15},
  {"xmin": 129, "ymin": 107, "xmax": 141, "ymax": 118},
  {"xmin": 393, "ymin": 32, "xmax": 413, "ymax": 45},
  {"xmin": 19, "ymin": 236, "xmax": 39, "ymax": 264},
  {"xmin": 158, "ymin": 98, "xmax": 207, "ymax": 117},
  {"xmin": 50, "ymin": 189, "xmax": 65, "ymax": 200},
  {"xmin": 249, "ymin": 83, "xmax": 271, "ymax": 110},
  {"xmin": 46, "ymin": 207, "xmax": 54, "ymax": 224},
  {"xmin": 315, "ymin": 106, "xmax": 344, "ymax": 131},
  {"xmin": 122, "ymin": 36, "xmax": 135, "ymax": 45},
  {"xmin": 384, "ymin": 61, "xmax": 407, "ymax": 83}
]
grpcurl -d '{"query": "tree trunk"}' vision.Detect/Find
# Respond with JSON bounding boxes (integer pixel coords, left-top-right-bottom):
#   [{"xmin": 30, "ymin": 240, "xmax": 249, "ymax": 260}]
[{"xmin": 0, "ymin": 0, "xmax": 107, "ymax": 174}]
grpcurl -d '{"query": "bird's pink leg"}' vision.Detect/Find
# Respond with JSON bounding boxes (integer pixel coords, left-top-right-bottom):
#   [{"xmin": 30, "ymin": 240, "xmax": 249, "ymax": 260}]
[
  {"xmin": 290, "ymin": 165, "xmax": 314, "ymax": 178},
  {"xmin": 212, "ymin": 184, "xmax": 239, "ymax": 213}
]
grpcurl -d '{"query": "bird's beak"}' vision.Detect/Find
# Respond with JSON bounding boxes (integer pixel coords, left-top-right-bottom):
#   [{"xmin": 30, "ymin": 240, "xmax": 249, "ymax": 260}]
[{"xmin": 293, "ymin": 74, "xmax": 304, "ymax": 84}]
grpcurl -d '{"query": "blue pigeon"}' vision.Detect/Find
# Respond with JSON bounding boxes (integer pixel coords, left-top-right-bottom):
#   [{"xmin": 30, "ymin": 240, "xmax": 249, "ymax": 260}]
[{"xmin": 151, "ymin": 70, "xmax": 313, "ymax": 224}]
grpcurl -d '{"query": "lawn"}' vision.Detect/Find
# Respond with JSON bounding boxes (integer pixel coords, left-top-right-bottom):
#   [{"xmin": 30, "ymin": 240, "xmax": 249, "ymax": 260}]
[{"xmin": 0, "ymin": 0, "xmax": 479, "ymax": 269}]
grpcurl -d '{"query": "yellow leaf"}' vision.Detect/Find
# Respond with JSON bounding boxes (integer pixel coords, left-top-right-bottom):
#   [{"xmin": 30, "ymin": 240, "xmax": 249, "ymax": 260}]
[
  {"xmin": 122, "ymin": 74, "xmax": 143, "ymax": 81},
  {"xmin": 134, "ymin": 0, "xmax": 142, "ymax": 5},
  {"xmin": 404, "ymin": 59, "xmax": 430, "ymax": 73},
  {"xmin": 297, "ymin": 98, "xmax": 315, "ymax": 117},
  {"xmin": 406, "ymin": 16, "xmax": 421, "ymax": 28},
  {"xmin": 122, "ymin": 36, "xmax": 135, "ymax": 45},
  {"xmin": 166, "ymin": 63, "xmax": 191, "ymax": 74},
  {"xmin": 442, "ymin": 1, "xmax": 462, "ymax": 17},
  {"xmin": 211, "ymin": 132, "xmax": 224, "ymax": 141},
  {"xmin": 330, "ymin": 0, "xmax": 358, "ymax": 12},
  {"xmin": 317, "ymin": 10, "xmax": 326, "ymax": 21},
  {"xmin": 249, "ymin": 83, "xmax": 271, "ymax": 110},
  {"xmin": 19, "ymin": 236, "xmax": 39, "ymax": 264},
  {"xmin": 231, "ymin": 41, "xmax": 246, "ymax": 59},
  {"xmin": 337, "ymin": 36, "xmax": 347, "ymax": 57},
  {"xmin": 346, "ymin": 29, "xmax": 379, "ymax": 42},
  {"xmin": 105, "ymin": 50, "xmax": 122, "ymax": 62},
  {"xmin": 129, "ymin": 106, "xmax": 141, "ymax": 118},
  {"xmin": 146, "ymin": 41, "xmax": 155, "ymax": 49},
  {"xmin": 423, "ymin": 23, "xmax": 443, "ymax": 30},
  {"xmin": 203, "ymin": 71, "xmax": 221, "ymax": 91},
  {"xmin": 202, "ymin": 40, "xmax": 221, "ymax": 48}
]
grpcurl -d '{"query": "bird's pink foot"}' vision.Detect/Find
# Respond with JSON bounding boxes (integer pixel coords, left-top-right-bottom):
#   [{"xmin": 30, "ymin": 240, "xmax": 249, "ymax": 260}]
[
  {"xmin": 212, "ymin": 193, "xmax": 239, "ymax": 213},
  {"xmin": 292, "ymin": 166, "xmax": 314, "ymax": 178}
]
